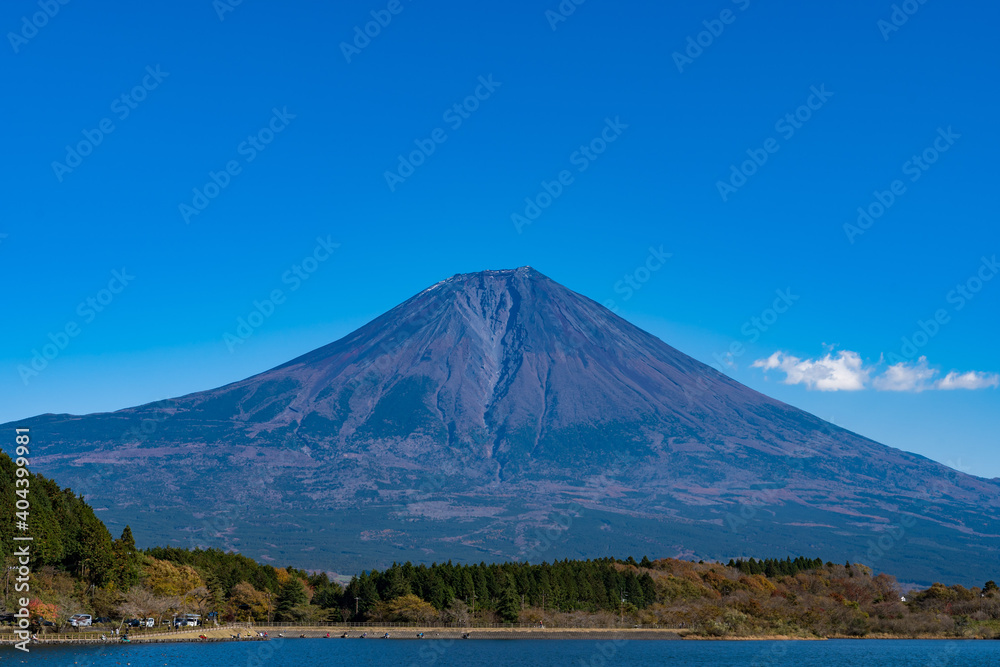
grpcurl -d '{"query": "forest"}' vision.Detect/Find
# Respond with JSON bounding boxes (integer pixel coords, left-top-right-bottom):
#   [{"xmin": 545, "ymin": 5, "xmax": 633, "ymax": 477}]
[{"xmin": 2, "ymin": 451, "xmax": 999, "ymax": 637}]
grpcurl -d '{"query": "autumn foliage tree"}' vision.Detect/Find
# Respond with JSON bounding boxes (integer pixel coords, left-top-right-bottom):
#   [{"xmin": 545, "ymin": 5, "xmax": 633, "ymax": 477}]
[
  {"xmin": 28, "ymin": 599, "xmax": 59, "ymax": 625},
  {"xmin": 371, "ymin": 594, "xmax": 438, "ymax": 623},
  {"xmin": 228, "ymin": 581, "xmax": 268, "ymax": 622}
]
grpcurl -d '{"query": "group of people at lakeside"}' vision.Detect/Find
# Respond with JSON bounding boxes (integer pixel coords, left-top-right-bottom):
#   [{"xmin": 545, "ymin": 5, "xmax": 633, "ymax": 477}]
[
  {"xmin": 98, "ymin": 628, "xmax": 123, "ymax": 642},
  {"xmin": 320, "ymin": 631, "xmax": 470, "ymax": 639}
]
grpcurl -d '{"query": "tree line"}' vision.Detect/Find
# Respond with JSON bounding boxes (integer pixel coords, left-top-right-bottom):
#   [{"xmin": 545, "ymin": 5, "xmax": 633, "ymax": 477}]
[
  {"xmin": 727, "ymin": 556, "xmax": 826, "ymax": 577},
  {"xmin": 3, "ymin": 450, "xmax": 1000, "ymax": 637},
  {"xmin": 343, "ymin": 558, "xmax": 658, "ymax": 623}
]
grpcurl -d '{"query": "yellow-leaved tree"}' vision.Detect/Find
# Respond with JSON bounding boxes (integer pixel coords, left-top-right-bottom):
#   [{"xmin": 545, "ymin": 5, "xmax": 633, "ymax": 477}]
[
  {"xmin": 143, "ymin": 557, "xmax": 205, "ymax": 598},
  {"xmin": 228, "ymin": 581, "xmax": 269, "ymax": 622},
  {"xmin": 370, "ymin": 594, "xmax": 437, "ymax": 623}
]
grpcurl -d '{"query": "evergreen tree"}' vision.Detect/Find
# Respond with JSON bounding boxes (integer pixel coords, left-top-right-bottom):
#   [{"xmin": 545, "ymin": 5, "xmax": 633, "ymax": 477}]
[
  {"xmin": 204, "ymin": 571, "xmax": 226, "ymax": 616},
  {"xmin": 625, "ymin": 572, "xmax": 644, "ymax": 608},
  {"xmin": 639, "ymin": 572, "xmax": 656, "ymax": 607},
  {"xmin": 356, "ymin": 573, "xmax": 380, "ymax": 617},
  {"xmin": 76, "ymin": 506, "xmax": 114, "ymax": 585},
  {"xmin": 498, "ymin": 575, "xmax": 520, "ymax": 623},
  {"xmin": 274, "ymin": 576, "xmax": 308, "ymax": 621},
  {"xmin": 112, "ymin": 526, "xmax": 142, "ymax": 590},
  {"xmin": 473, "ymin": 568, "xmax": 489, "ymax": 610},
  {"xmin": 458, "ymin": 570, "xmax": 475, "ymax": 602},
  {"xmin": 426, "ymin": 572, "xmax": 452, "ymax": 610},
  {"xmin": 386, "ymin": 566, "xmax": 412, "ymax": 599}
]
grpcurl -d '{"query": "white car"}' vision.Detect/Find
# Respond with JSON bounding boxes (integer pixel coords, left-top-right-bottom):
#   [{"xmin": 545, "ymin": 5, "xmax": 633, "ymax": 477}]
[
  {"xmin": 144, "ymin": 618, "xmax": 155, "ymax": 627},
  {"xmin": 69, "ymin": 614, "xmax": 92, "ymax": 627}
]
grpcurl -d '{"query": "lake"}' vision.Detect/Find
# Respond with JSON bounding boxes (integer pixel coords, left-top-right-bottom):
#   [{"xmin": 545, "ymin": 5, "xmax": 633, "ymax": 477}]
[{"xmin": 3, "ymin": 638, "xmax": 998, "ymax": 666}]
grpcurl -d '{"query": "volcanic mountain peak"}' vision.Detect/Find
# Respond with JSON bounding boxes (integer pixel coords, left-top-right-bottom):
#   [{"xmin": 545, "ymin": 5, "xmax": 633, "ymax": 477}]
[{"xmin": 12, "ymin": 267, "xmax": 1000, "ymax": 584}]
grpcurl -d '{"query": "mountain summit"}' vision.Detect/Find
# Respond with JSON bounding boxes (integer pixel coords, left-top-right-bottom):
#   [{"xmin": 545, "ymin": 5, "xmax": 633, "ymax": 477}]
[{"xmin": 15, "ymin": 268, "xmax": 1000, "ymax": 584}]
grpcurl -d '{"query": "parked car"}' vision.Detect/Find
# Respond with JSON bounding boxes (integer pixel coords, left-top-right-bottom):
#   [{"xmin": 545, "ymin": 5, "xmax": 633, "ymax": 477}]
[
  {"xmin": 174, "ymin": 614, "xmax": 200, "ymax": 627},
  {"xmin": 125, "ymin": 618, "xmax": 142, "ymax": 627},
  {"xmin": 94, "ymin": 617, "xmax": 112, "ymax": 624},
  {"xmin": 68, "ymin": 614, "xmax": 92, "ymax": 627},
  {"xmin": 144, "ymin": 618, "xmax": 155, "ymax": 628}
]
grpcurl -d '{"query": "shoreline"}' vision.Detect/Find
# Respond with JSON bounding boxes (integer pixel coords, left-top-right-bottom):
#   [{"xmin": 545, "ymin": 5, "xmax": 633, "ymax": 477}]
[{"xmin": 3, "ymin": 625, "xmax": 997, "ymax": 645}]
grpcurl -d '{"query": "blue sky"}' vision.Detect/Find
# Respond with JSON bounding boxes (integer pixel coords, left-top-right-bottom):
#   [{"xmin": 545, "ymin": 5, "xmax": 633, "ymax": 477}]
[{"xmin": 2, "ymin": 0, "xmax": 997, "ymax": 476}]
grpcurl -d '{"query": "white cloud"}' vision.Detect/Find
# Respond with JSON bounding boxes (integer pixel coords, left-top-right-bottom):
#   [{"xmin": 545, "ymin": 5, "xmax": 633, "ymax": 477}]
[
  {"xmin": 751, "ymin": 350, "xmax": 870, "ymax": 391},
  {"xmin": 936, "ymin": 370, "xmax": 1000, "ymax": 391},
  {"xmin": 872, "ymin": 356, "xmax": 937, "ymax": 392},
  {"xmin": 752, "ymin": 350, "xmax": 998, "ymax": 393}
]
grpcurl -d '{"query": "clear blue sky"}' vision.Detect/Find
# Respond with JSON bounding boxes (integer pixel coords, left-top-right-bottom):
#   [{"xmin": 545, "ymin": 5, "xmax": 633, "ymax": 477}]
[{"xmin": 2, "ymin": 0, "xmax": 997, "ymax": 476}]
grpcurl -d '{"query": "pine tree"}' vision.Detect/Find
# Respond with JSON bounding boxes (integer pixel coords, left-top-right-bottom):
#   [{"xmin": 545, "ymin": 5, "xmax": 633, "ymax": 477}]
[
  {"xmin": 473, "ymin": 568, "xmax": 489, "ymax": 610},
  {"xmin": 458, "ymin": 570, "xmax": 475, "ymax": 603},
  {"xmin": 112, "ymin": 526, "xmax": 142, "ymax": 590},
  {"xmin": 204, "ymin": 571, "xmax": 226, "ymax": 617},
  {"xmin": 274, "ymin": 577, "xmax": 308, "ymax": 621},
  {"xmin": 357, "ymin": 574, "xmax": 380, "ymax": 617},
  {"xmin": 426, "ymin": 572, "xmax": 452, "ymax": 610},
  {"xmin": 77, "ymin": 508, "xmax": 114, "ymax": 585},
  {"xmin": 385, "ymin": 566, "xmax": 412, "ymax": 599},
  {"xmin": 498, "ymin": 575, "xmax": 520, "ymax": 623}
]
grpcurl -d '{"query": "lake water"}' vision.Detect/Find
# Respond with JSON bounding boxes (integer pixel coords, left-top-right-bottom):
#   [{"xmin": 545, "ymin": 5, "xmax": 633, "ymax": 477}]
[{"xmin": 3, "ymin": 638, "xmax": 998, "ymax": 666}]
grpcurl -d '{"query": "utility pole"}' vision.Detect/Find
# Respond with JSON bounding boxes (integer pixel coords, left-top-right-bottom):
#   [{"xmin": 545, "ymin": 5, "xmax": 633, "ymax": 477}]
[
  {"xmin": 355, "ymin": 597, "xmax": 360, "ymax": 617},
  {"xmin": 620, "ymin": 591, "xmax": 627, "ymax": 627}
]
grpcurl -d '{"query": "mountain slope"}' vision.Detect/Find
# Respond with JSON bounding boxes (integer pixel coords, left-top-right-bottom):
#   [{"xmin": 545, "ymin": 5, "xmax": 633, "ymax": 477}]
[{"xmin": 12, "ymin": 267, "xmax": 1000, "ymax": 584}]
